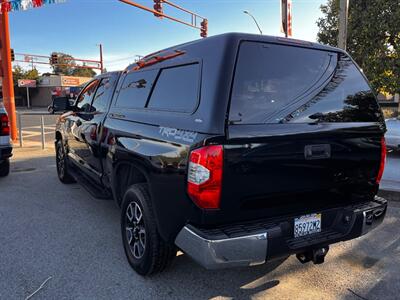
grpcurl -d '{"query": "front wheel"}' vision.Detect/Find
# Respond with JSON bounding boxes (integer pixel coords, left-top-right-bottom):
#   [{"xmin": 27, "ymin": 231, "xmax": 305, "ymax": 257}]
[
  {"xmin": 56, "ymin": 139, "xmax": 75, "ymax": 184},
  {"xmin": 121, "ymin": 184, "xmax": 177, "ymax": 276},
  {"xmin": 0, "ymin": 159, "xmax": 10, "ymax": 177}
]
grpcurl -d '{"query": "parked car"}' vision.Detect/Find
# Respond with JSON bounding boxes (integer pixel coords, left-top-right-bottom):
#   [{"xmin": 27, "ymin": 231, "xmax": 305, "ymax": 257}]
[
  {"xmin": 48, "ymin": 96, "xmax": 76, "ymax": 114},
  {"xmin": 53, "ymin": 33, "xmax": 387, "ymax": 276},
  {"xmin": 0, "ymin": 104, "xmax": 12, "ymax": 176},
  {"xmin": 385, "ymin": 118, "xmax": 400, "ymax": 151}
]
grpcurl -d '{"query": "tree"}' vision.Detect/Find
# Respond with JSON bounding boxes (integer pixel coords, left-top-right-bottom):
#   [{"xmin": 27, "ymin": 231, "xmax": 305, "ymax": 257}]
[
  {"xmin": 50, "ymin": 52, "xmax": 76, "ymax": 75},
  {"xmin": 71, "ymin": 67, "xmax": 96, "ymax": 78},
  {"xmin": 12, "ymin": 65, "xmax": 25, "ymax": 83},
  {"xmin": 24, "ymin": 68, "xmax": 39, "ymax": 81},
  {"xmin": 12, "ymin": 65, "xmax": 39, "ymax": 83},
  {"xmin": 50, "ymin": 52, "xmax": 97, "ymax": 77},
  {"xmin": 316, "ymin": 0, "xmax": 400, "ymax": 95}
]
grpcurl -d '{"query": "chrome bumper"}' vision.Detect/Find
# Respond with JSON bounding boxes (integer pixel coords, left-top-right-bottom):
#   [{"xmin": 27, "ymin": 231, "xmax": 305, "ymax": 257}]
[
  {"xmin": 361, "ymin": 204, "xmax": 387, "ymax": 235},
  {"xmin": 175, "ymin": 197, "xmax": 387, "ymax": 270},
  {"xmin": 175, "ymin": 226, "xmax": 268, "ymax": 269}
]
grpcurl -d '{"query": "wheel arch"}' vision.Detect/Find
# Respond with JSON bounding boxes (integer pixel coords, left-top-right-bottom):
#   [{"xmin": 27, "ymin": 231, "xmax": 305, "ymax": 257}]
[{"xmin": 112, "ymin": 160, "xmax": 151, "ymax": 208}]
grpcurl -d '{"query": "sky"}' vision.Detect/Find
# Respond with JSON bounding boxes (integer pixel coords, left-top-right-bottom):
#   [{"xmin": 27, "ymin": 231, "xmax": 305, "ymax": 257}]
[{"xmin": 8, "ymin": 0, "xmax": 326, "ymax": 73}]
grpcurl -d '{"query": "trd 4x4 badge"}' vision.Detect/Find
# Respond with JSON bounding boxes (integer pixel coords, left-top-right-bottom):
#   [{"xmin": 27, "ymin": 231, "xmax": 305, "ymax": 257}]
[{"xmin": 159, "ymin": 127, "xmax": 197, "ymax": 143}]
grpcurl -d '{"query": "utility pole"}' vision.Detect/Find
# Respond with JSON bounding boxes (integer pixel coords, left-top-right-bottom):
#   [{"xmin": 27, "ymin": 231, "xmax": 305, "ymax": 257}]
[
  {"xmin": 99, "ymin": 44, "xmax": 104, "ymax": 74},
  {"xmin": 338, "ymin": 0, "xmax": 349, "ymax": 50},
  {"xmin": 0, "ymin": 0, "xmax": 17, "ymax": 141}
]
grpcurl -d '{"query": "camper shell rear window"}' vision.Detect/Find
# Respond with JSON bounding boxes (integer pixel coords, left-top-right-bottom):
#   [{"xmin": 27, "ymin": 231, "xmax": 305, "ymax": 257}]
[{"xmin": 229, "ymin": 41, "xmax": 382, "ymax": 124}]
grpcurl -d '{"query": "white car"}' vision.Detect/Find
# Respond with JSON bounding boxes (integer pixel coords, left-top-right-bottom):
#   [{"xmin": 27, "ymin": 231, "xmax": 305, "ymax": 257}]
[
  {"xmin": 385, "ymin": 118, "xmax": 400, "ymax": 151},
  {"xmin": 0, "ymin": 104, "xmax": 12, "ymax": 176}
]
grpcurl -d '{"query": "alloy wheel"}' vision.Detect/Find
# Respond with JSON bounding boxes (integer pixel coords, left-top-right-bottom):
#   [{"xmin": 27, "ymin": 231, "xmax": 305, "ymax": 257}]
[
  {"xmin": 125, "ymin": 202, "xmax": 146, "ymax": 259},
  {"xmin": 57, "ymin": 143, "xmax": 65, "ymax": 177}
]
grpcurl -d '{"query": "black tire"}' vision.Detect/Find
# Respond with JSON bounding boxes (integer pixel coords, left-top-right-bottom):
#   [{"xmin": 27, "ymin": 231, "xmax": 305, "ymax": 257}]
[
  {"xmin": 56, "ymin": 139, "xmax": 75, "ymax": 184},
  {"xmin": 121, "ymin": 184, "xmax": 177, "ymax": 276},
  {"xmin": 0, "ymin": 159, "xmax": 10, "ymax": 177}
]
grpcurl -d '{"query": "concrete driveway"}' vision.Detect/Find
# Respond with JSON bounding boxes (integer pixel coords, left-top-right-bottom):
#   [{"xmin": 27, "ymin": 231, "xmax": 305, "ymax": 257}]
[{"xmin": 0, "ymin": 147, "xmax": 399, "ymax": 300}]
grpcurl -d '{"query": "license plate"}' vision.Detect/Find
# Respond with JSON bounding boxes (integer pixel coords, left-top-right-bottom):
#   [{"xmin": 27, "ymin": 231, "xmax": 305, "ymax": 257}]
[{"xmin": 294, "ymin": 213, "xmax": 321, "ymax": 238}]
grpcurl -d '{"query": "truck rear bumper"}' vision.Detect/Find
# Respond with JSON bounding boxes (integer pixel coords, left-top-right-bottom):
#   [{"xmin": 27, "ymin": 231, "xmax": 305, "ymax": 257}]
[{"xmin": 175, "ymin": 197, "xmax": 387, "ymax": 269}]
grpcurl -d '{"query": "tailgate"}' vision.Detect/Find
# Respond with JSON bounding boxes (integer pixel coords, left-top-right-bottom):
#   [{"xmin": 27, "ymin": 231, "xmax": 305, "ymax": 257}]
[{"xmin": 218, "ymin": 123, "xmax": 383, "ymax": 222}]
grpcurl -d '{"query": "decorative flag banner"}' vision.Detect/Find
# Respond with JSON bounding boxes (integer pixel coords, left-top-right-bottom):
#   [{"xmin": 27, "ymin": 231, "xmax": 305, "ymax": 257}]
[
  {"xmin": 0, "ymin": 0, "xmax": 66, "ymax": 13},
  {"xmin": 281, "ymin": 0, "xmax": 293, "ymax": 37}
]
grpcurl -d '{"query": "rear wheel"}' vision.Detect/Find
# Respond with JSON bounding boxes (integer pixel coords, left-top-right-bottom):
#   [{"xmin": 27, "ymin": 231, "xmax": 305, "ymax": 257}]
[
  {"xmin": 56, "ymin": 139, "xmax": 75, "ymax": 184},
  {"xmin": 121, "ymin": 184, "xmax": 176, "ymax": 276},
  {"xmin": 0, "ymin": 159, "xmax": 10, "ymax": 177}
]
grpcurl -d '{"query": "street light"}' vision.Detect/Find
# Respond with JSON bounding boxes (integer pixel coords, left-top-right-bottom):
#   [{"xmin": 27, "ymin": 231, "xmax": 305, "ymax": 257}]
[{"xmin": 243, "ymin": 10, "xmax": 263, "ymax": 35}]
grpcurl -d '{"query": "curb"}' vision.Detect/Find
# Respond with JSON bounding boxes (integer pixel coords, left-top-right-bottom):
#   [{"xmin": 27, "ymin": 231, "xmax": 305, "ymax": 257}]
[{"xmin": 378, "ymin": 189, "xmax": 400, "ymax": 202}]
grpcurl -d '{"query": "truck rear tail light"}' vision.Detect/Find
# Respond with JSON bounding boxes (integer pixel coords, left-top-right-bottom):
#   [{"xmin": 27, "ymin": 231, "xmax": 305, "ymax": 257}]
[
  {"xmin": 187, "ymin": 145, "xmax": 223, "ymax": 209},
  {"xmin": 376, "ymin": 136, "xmax": 386, "ymax": 184},
  {"xmin": 0, "ymin": 114, "xmax": 10, "ymax": 136}
]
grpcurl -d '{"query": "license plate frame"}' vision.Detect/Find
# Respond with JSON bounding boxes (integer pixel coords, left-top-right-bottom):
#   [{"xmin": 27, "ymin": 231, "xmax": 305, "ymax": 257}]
[{"xmin": 294, "ymin": 213, "xmax": 322, "ymax": 238}]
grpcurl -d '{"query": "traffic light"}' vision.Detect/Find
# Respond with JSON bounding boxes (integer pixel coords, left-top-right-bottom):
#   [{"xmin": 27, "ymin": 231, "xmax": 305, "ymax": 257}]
[
  {"xmin": 153, "ymin": 0, "xmax": 163, "ymax": 18},
  {"xmin": 200, "ymin": 19, "xmax": 208, "ymax": 38},
  {"xmin": 50, "ymin": 53, "xmax": 59, "ymax": 65},
  {"xmin": 10, "ymin": 49, "xmax": 15, "ymax": 61}
]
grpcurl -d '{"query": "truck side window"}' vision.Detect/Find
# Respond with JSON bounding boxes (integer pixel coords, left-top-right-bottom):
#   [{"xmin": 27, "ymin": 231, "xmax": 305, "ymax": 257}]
[
  {"xmin": 91, "ymin": 77, "xmax": 115, "ymax": 113},
  {"xmin": 76, "ymin": 80, "xmax": 99, "ymax": 112},
  {"xmin": 116, "ymin": 70, "xmax": 157, "ymax": 109},
  {"xmin": 147, "ymin": 64, "xmax": 199, "ymax": 113}
]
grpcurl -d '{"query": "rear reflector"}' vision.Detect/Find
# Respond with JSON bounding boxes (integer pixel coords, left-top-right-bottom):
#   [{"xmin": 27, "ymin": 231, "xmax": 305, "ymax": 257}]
[
  {"xmin": 0, "ymin": 114, "xmax": 10, "ymax": 136},
  {"xmin": 187, "ymin": 145, "xmax": 223, "ymax": 209},
  {"xmin": 376, "ymin": 137, "xmax": 386, "ymax": 184}
]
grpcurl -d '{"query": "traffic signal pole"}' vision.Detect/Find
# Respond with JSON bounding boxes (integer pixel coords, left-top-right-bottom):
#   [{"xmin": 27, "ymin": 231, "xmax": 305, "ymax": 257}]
[
  {"xmin": 119, "ymin": 0, "xmax": 208, "ymax": 37},
  {"xmin": 0, "ymin": 0, "xmax": 17, "ymax": 141}
]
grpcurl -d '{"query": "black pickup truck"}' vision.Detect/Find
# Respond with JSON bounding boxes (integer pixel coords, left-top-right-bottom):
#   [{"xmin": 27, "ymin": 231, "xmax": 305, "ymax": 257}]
[{"xmin": 53, "ymin": 33, "xmax": 388, "ymax": 276}]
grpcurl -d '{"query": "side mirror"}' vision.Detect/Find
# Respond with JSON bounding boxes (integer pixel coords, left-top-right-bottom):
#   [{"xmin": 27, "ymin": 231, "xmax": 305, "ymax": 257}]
[{"xmin": 48, "ymin": 97, "xmax": 72, "ymax": 114}]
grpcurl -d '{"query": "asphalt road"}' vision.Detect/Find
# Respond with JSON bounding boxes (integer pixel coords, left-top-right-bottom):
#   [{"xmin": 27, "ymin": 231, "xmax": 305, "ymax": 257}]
[{"xmin": 0, "ymin": 147, "xmax": 399, "ymax": 300}]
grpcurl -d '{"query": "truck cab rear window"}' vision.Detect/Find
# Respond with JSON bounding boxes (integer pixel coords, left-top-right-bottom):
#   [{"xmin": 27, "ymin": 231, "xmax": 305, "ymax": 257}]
[
  {"xmin": 230, "ymin": 42, "xmax": 381, "ymax": 124},
  {"xmin": 147, "ymin": 64, "xmax": 200, "ymax": 113}
]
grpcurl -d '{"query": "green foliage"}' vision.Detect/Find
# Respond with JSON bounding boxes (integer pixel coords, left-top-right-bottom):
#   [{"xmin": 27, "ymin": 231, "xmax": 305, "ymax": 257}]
[
  {"xmin": 71, "ymin": 67, "xmax": 96, "ymax": 78},
  {"xmin": 12, "ymin": 65, "xmax": 39, "ymax": 83},
  {"xmin": 317, "ymin": 0, "xmax": 400, "ymax": 94},
  {"xmin": 24, "ymin": 69, "xmax": 39, "ymax": 81},
  {"xmin": 50, "ymin": 52, "xmax": 96, "ymax": 78},
  {"xmin": 12, "ymin": 65, "xmax": 25, "ymax": 83},
  {"xmin": 50, "ymin": 52, "xmax": 76, "ymax": 75}
]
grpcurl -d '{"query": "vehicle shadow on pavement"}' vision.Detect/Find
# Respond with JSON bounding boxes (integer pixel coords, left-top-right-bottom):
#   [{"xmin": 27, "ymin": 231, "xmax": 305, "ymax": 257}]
[
  {"xmin": 155, "ymin": 255, "xmax": 286, "ymax": 299},
  {"xmin": 340, "ymin": 210, "xmax": 400, "ymax": 300}
]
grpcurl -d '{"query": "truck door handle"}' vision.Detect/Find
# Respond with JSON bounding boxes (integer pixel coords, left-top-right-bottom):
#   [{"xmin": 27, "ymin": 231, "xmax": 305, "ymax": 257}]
[{"xmin": 304, "ymin": 144, "xmax": 331, "ymax": 160}]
